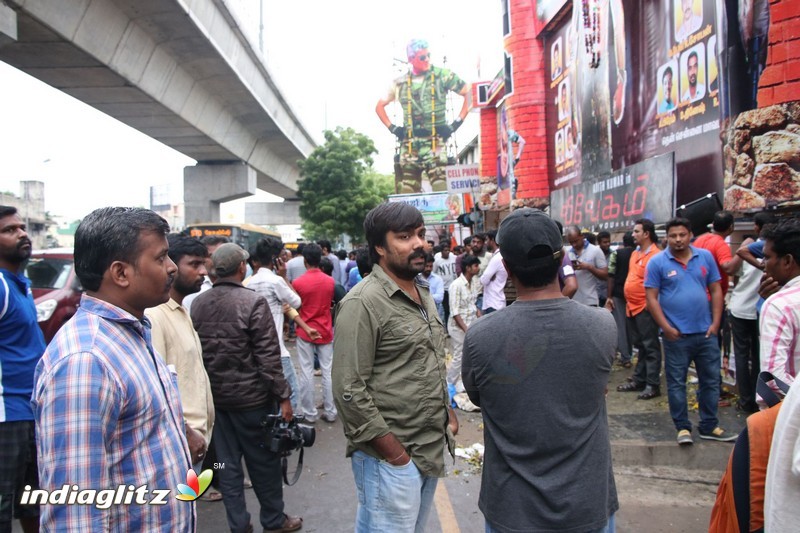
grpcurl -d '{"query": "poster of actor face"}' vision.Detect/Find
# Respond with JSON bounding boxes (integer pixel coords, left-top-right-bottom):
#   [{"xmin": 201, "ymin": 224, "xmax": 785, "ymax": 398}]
[
  {"xmin": 545, "ymin": 21, "xmax": 583, "ymax": 191},
  {"xmin": 544, "ymin": 0, "xmax": 725, "ymax": 210}
]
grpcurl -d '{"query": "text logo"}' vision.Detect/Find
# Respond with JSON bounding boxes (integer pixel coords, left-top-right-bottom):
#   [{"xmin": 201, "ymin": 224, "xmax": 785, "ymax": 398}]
[{"xmin": 175, "ymin": 469, "xmax": 214, "ymax": 501}]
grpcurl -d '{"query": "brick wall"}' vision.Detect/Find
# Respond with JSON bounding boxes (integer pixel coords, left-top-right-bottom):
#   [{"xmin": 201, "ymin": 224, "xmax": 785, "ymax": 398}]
[
  {"xmin": 758, "ymin": 0, "xmax": 800, "ymax": 107},
  {"xmin": 505, "ymin": 0, "xmax": 550, "ymax": 203},
  {"xmin": 479, "ymin": 106, "xmax": 498, "ymax": 178}
]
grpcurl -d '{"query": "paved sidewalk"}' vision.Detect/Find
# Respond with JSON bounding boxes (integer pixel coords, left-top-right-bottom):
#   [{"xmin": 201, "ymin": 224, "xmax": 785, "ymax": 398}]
[{"xmin": 606, "ymin": 358, "xmax": 746, "ymax": 471}]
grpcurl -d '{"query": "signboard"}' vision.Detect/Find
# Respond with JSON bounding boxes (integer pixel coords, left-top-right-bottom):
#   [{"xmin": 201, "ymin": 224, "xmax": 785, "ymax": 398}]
[
  {"xmin": 550, "ymin": 153, "xmax": 675, "ymax": 231},
  {"xmin": 388, "ymin": 192, "xmax": 464, "ymax": 224},
  {"xmin": 545, "ymin": 0, "xmax": 723, "ymax": 208},
  {"xmin": 445, "ymin": 164, "xmax": 481, "ymax": 194}
]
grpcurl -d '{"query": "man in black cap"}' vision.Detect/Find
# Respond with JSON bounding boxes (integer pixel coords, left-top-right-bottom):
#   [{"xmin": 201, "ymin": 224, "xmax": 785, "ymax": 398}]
[
  {"xmin": 191, "ymin": 243, "xmax": 302, "ymax": 533},
  {"xmin": 462, "ymin": 208, "xmax": 618, "ymax": 533}
]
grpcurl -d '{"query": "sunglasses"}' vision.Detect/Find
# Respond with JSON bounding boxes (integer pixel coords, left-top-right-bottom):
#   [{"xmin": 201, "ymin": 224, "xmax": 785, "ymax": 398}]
[{"xmin": 416, "ymin": 54, "xmax": 430, "ymax": 61}]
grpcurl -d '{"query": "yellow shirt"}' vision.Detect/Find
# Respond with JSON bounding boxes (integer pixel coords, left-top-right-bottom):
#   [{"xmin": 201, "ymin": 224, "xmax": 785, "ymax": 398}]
[{"xmin": 146, "ymin": 298, "xmax": 215, "ymax": 445}]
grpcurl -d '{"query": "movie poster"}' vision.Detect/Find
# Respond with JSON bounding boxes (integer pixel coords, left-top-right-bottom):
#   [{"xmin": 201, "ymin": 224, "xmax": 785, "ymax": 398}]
[{"xmin": 545, "ymin": 0, "xmax": 724, "ymax": 210}]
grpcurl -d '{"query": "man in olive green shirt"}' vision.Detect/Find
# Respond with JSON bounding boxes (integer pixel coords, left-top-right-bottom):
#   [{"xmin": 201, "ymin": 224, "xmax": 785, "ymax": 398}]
[{"xmin": 333, "ymin": 202, "xmax": 457, "ymax": 532}]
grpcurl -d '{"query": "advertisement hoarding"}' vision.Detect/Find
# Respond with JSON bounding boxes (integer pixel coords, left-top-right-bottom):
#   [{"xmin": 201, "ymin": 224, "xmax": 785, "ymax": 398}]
[
  {"xmin": 550, "ymin": 152, "xmax": 675, "ymax": 230},
  {"xmin": 387, "ymin": 192, "xmax": 464, "ymax": 224}
]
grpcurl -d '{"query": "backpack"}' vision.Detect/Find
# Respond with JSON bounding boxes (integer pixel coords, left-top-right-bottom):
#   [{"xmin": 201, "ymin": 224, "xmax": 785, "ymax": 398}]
[{"xmin": 708, "ymin": 372, "xmax": 790, "ymax": 533}]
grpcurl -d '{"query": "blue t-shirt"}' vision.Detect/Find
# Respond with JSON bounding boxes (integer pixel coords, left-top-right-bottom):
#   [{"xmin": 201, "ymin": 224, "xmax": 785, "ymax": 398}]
[
  {"xmin": 644, "ymin": 246, "xmax": 721, "ymax": 334},
  {"xmin": 0, "ymin": 268, "xmax": 47, "ymax": 421},
  {"xmin": 747, "ymin": 239, "xmax": 765, "ymax": 259}
]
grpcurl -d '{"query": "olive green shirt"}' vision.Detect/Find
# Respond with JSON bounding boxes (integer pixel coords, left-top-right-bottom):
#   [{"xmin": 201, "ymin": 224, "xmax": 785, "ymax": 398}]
[{"xmin": 332, "ymin": 264, "xmax": 454, "ymax": 477}]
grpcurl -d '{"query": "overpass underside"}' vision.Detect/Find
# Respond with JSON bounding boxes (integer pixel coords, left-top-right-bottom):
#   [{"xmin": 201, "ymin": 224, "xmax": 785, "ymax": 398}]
[{"xmin": 0, "ymin": 0, "xmax": 314, "ymax": 224}]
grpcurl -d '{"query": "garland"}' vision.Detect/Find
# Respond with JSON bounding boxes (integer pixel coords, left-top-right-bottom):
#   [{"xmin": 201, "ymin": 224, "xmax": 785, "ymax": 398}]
[
  {"xmin": 405, "ymin": 67, "xmax": 438, "ymax": 149},
  {"xmin": 582, "ymin": 0, "xmax": 601, "ymax": 68}
]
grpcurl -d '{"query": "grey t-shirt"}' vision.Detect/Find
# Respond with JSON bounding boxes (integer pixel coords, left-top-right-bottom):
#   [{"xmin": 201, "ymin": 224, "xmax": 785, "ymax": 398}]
[
  {"xmin": 568, "ymin": 242, "xmax": 607, "ymax": 306},
  {"xmin": 463, "ymin": 297, "xmax": 618, "ymax": 532}
]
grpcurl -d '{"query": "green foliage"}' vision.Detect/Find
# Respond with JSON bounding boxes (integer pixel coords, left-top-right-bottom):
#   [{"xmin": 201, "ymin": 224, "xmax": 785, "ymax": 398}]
[{"xmin": 298, "ymin": 127, "xmax": 393, "ymax": 243}]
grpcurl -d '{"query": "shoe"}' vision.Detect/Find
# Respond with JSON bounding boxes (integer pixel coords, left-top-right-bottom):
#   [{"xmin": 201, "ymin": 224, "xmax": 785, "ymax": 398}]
[
  {"xmin": 314, "ymin": 369, "xmax": 322, "ymax": 376},
  {"xmin": 320, "ymin": 413, "xmax": 337, "ymax": 423},
  {"xmin": 243, "ymin": 477, "xmax": 253, "ymax": 489},
  {"xmin": 617, "ymin": 381, "xmax": 645, "ymax": 392},
  {"xmin": 264, "ymin": 514, "xmax": 303, "ymax": 533},
  {"xmin": 677, "ymin": 429, "xmax": 693, "ymax": 446},
  {"xmin": 735, "ymin": 401, "xmax": 758, "ymax": 414},
  {"xmin": 621, "ymin": 361, "xmax": 633, "ymax": 369},
  {"xmin": 699, "ymin": 427, "xmax": 738, "ymax": 442},
  {"xmin": 637, "ymin": 386, "xmax": 661, "ymax": 400}
]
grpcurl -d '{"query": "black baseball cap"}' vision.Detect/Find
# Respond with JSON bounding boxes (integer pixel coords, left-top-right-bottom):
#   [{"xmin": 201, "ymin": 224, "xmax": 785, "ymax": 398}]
[{"xmin": 496, "ymin": 208, "xmax": 564, "ymax": 266}]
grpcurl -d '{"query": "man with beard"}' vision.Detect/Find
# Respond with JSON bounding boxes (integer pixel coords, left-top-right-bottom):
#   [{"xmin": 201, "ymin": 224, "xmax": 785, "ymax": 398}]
[
  {"xmin": 645, "ymin": 217, "xmax": 735, "ymax": 444},
  {"xmin": 32, "ymin": 208, "xmax": 193, "ymax": 531},
  {"xmin": 0, "ymin": 206, "xmax": 46, "ymax": 533},
  {"xmin": 332, "ymin": 202, "xmax": 458, "ymax": 532},
  {"xmin": 145, "ymin": 234, "xmax": 215, "ymax": 472},
  {"xmin": 682, "ymin": 50, "xmax": 705, "ymax": 103}
]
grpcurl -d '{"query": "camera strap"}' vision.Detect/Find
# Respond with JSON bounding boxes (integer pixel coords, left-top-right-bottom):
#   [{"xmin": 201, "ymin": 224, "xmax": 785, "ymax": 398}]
[{"xmin": 281, "ymin": 447, "xmax": 304, "ymax": 486}]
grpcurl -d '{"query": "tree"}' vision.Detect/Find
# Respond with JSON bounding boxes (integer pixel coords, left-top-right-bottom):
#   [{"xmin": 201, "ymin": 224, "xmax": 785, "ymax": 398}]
[{"xmin": 297, "ymin": 127, "xmax": 393, "ymax": 243}]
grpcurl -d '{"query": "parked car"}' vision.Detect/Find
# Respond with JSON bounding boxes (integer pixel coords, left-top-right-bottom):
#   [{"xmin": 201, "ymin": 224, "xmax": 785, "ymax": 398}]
[{"xmin": 24, "ymin": 248, "xmax": 81, "ymax": 343}]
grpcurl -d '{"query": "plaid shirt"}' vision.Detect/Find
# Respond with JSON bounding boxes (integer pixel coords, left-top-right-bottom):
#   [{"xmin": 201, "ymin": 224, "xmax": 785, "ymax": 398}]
[{"xmin": 32, "ymin": 295, "xmax": 194, "ymax": 532}]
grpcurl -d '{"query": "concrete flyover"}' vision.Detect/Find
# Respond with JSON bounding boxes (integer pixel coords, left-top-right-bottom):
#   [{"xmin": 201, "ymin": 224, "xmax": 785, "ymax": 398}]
[{"xmin": 0, "ymin": 0, "xmax": 314, "ymax": 224}]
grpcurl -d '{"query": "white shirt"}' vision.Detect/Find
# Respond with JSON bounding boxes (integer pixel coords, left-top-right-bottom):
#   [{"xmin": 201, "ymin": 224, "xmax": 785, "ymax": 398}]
[
  {"xmin": 569, "ymin": 242, "xmax": 608, "ymax": 306},
  {"xmin": 434, "ymin": 254, "xmax": 457, "ymax": 290},
  {"xmin": 729, "ymin": 260, "xmax": 762, "ymax": 320},
  {"xmin": 765, "ymin": 382, "xmax": 800, "ymax": 531},
  {"xmin": 247, "ymin": 267, "xmax": 301, "ymax": 358},
  {"xmin": 480, "ymin": 251, "xmax": 507, "ymax": 311},
  {"xmin": 760, "ymin": 276, "xmax": 800, "ymax": 385}
]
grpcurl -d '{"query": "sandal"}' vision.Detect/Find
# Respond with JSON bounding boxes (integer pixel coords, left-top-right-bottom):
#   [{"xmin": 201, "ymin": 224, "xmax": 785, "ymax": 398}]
[{"xmin": 616, "ymin": 381, "xmax": 645, "ymax": 392}]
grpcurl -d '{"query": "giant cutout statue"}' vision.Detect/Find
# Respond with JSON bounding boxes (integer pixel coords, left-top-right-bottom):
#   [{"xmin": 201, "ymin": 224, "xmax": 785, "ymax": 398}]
[{"xmin": 376, "ymin": 39, "xmax": 470, "ymax": 194}]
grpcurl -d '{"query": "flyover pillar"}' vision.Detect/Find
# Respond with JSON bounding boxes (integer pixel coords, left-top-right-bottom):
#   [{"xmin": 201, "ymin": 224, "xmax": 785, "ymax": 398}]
[{"xmin": 184, "ymin": 162, "xmax": 256, "ymax": 224}]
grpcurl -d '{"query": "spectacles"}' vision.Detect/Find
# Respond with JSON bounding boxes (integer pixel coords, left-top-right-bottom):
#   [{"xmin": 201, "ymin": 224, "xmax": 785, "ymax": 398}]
[{"xmin": 416, "ymin": 54, "xmax": 429, "ymax": 61}]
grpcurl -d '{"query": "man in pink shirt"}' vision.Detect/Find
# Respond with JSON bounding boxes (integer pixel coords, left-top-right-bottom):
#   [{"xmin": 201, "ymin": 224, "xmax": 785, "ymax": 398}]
[
  {"xmin": 293, "ymin": 244, "xmax": 337, "ymax": 423},
  {"xmin": 760, "ymin": 218, "xmax": 800, "ymax": 388}
]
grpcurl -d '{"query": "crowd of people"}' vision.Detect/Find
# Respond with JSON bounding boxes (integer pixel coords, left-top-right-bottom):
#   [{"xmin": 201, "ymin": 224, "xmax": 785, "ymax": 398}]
[{"xmin": 1, "ymin": 201, "xmax": 799, "ymax": 532}]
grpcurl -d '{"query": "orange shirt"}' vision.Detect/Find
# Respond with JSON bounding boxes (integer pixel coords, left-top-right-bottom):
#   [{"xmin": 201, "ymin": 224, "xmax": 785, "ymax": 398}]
[
  {"xmin": 624, "ymin": 244, "xmax": 660, "ymax": 317},
  {"xmin": 693, "ymin": 232, "xmax": 732, "ymax": 296}
]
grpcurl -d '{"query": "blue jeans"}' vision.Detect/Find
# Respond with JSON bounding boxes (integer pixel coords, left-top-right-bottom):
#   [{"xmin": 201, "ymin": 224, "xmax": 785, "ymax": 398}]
[
  {"xmin": 351, "ymin": 450, "xmax": 438, "ymax": 533},
  {"xmin": 282, "ymin": 357, "xmax": 300, "ymax": 411},
  {"xmin": 486, "ymin": 513, "xmax": 615, "ymax": 532},
  {"xmin": 663, "ymin": 333, "xmax": 720, "ymax": 434}
]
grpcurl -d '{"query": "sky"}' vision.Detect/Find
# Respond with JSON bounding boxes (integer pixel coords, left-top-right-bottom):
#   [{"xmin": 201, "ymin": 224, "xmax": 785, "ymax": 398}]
[{"xmin": 0, "ymin": 0, "xmax": 503, "ymax": 223}]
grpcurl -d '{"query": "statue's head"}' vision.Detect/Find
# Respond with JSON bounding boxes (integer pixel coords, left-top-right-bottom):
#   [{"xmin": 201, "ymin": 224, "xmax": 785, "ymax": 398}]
[{"xmin": 406, "ymin": 38, "xmax": 431, "ymax": 74}]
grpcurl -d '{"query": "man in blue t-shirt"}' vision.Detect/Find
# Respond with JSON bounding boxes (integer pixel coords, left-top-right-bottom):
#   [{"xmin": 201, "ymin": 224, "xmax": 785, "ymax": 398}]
[
  {"xmin": 0, "ymin": 205, "xmax": 47, "ymax": 532},
  {"xmin": 644, "ymin": 217, "xmax": 736, "ymax": 445}
]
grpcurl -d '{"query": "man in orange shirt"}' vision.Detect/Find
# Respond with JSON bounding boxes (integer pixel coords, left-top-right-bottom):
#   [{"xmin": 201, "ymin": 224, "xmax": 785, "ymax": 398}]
[{"xmin": 617, "ymin": 219, "xmax": 662, "ymax": 400}]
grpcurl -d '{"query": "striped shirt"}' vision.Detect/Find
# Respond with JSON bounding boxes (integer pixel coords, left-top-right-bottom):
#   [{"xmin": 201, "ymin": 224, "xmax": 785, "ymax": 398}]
[
  {"xmin": 32, "ymin": 294, "xmax": 194, "ymax": 532},
  {"xmin": 760, "ymin": 276, "xmax": 800, "ymax": 385}
]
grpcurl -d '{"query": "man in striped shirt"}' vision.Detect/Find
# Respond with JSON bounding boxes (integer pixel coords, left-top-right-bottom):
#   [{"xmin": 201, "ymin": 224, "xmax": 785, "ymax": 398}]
[
  {"xmin": 32, "ymin": 207, "xmax": 193, "ymax": 532},
  {"xmin": 760, "ymin": 218, "xmax": 800, "ymax": 387}
]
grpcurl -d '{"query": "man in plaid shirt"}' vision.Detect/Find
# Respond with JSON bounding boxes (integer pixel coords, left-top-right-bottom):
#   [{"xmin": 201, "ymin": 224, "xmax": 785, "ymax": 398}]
[{"xmin": 32, "ymin": 207, "xmax": 193, "ymax": 532}]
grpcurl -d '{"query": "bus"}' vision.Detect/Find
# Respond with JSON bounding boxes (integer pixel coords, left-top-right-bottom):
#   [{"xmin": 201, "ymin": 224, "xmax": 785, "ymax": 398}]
[{"xmin": 184, "ymin": 223, "xmax": 281, "ymax": 250}]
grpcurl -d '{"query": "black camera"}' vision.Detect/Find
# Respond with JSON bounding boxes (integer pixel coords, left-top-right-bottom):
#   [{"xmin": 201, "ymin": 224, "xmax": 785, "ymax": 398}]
[{"xmin": 263, "ymin": 415, "xmax": 316, "ymax": 455}]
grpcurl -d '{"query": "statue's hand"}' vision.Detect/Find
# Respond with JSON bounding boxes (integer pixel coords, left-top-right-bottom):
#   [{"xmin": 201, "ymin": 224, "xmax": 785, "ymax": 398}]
[{"xmin": 388, "ymin": 124, "xmax": 406, "ymax": 140}]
